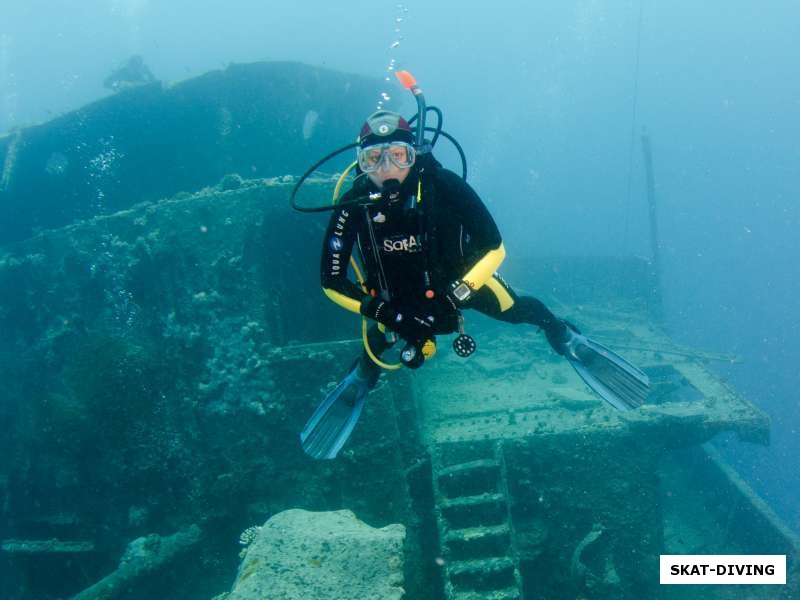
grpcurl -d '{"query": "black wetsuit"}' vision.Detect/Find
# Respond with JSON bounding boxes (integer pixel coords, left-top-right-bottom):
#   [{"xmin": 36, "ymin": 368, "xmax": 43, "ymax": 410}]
[{"xmin": 320, "ymin": 161, "xmax": 563, "ymax": 383}]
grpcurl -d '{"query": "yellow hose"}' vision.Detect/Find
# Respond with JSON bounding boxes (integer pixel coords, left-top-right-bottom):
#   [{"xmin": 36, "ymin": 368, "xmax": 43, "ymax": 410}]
[
  {"xmin": 362, "ymin": 318, "xmax": 402, "ymax": 370},
  {"xmin": 332, "ymin": 162, "xmax": 357, "ymax": 205}
]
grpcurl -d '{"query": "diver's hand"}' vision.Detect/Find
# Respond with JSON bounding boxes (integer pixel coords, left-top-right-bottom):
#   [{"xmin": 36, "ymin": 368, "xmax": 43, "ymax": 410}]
[
  {"xmin": 360, "ymin": 297, "xmax": 433, "ymax": 342},
  {"xmin": 400, "ymin": 338, "xmax": 436, "ymax": 369}
]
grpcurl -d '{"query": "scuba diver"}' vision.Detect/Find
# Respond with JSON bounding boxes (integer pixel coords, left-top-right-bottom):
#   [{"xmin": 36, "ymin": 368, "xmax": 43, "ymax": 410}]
[{"xmin": 292, "ymin": 71, "xmax": 649, "ymax": 460}]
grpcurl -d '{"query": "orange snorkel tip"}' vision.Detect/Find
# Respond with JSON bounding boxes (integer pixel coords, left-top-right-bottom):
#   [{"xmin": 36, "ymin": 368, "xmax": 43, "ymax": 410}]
[
  {"xmin": 395, "ymin": 70, "xmax": 417, "ymax": 90},
  {"xmin": 395, "ymin": 69, "xmax": 425, "ymax": 146}
]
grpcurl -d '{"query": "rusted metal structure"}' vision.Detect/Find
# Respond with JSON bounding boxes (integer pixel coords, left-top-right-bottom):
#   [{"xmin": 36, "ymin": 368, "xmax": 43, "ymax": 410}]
[{"xmin": 0, "ymin": 62, "xmax": 796, "ymax": 598}]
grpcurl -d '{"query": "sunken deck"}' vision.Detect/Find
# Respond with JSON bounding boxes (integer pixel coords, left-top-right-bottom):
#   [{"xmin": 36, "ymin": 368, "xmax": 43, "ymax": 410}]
[
  {"xmin": 414, "ymin": 308, "xmax": 768, "ymax": 449},
  {"xmin": 0, "ymin": 169, "xmax": 790, "ymax": 598},
  {"xmin": 410, "ymin": 302, "xmax": 780, "ymax": 599}
]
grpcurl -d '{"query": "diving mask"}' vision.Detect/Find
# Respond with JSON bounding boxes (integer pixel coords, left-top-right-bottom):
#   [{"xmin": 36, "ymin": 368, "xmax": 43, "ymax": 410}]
[{"xmin": 357, "ymin": 141, "xmax": 416, "ymax": 173}]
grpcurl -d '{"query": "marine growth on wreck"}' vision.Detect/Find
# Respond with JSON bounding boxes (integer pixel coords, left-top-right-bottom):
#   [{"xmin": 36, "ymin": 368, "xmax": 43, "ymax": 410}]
[{"xmin": 0, "ymin": 48, "xmax": 797, "ymax": 600}]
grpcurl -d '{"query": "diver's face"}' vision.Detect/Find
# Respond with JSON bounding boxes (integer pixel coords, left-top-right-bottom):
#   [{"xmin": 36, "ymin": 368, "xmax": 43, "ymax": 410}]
[
  {"xmin": 360, "ymin": 143, "xmax": 412, "ymax": 188},
  {"xmin": 367, "ymin": 163, "xmax": 410, "ymax": 188}
]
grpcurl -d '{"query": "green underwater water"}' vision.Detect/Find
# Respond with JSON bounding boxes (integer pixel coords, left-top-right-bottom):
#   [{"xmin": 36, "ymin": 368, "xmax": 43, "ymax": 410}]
[{"xmin": 0, "ymin": 60, "xmax": 796, "ymax": 600}]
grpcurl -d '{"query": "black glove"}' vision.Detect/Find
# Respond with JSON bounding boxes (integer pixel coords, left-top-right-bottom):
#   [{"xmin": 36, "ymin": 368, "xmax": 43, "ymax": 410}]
[
  {"xmin": 360, "ymin": 297, "xmax": 433, "ymax": 344},
  {"xmin": 400, "ymin": 336, "xmax": 438, "ymax": 369},
  {"xmin": 400, "ymin": 340, "xmax": 427, "ymax": 369}
]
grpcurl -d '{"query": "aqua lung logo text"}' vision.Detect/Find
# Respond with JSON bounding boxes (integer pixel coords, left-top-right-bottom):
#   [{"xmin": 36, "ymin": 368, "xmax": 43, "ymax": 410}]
[
  {"xmin": 333, "ymin": 210, "xmax": 349, "ymax": 237},
  {"xmin": 330, "ymin": 253, "xmax": 342, "ymax": 276},
  {"xmin": 329, "ymin": 209, "xmax": 349, "ymax": 276},
  {"xmin": 383, "ymin": 235, "xmax": 422, "ymax": 253}
]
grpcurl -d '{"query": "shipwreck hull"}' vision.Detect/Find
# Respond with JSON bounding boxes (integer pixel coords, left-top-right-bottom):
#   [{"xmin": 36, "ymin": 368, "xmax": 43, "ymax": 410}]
[{"xmin": 0, "ymin": 62, "xmax": 795, "ymax": 600}]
